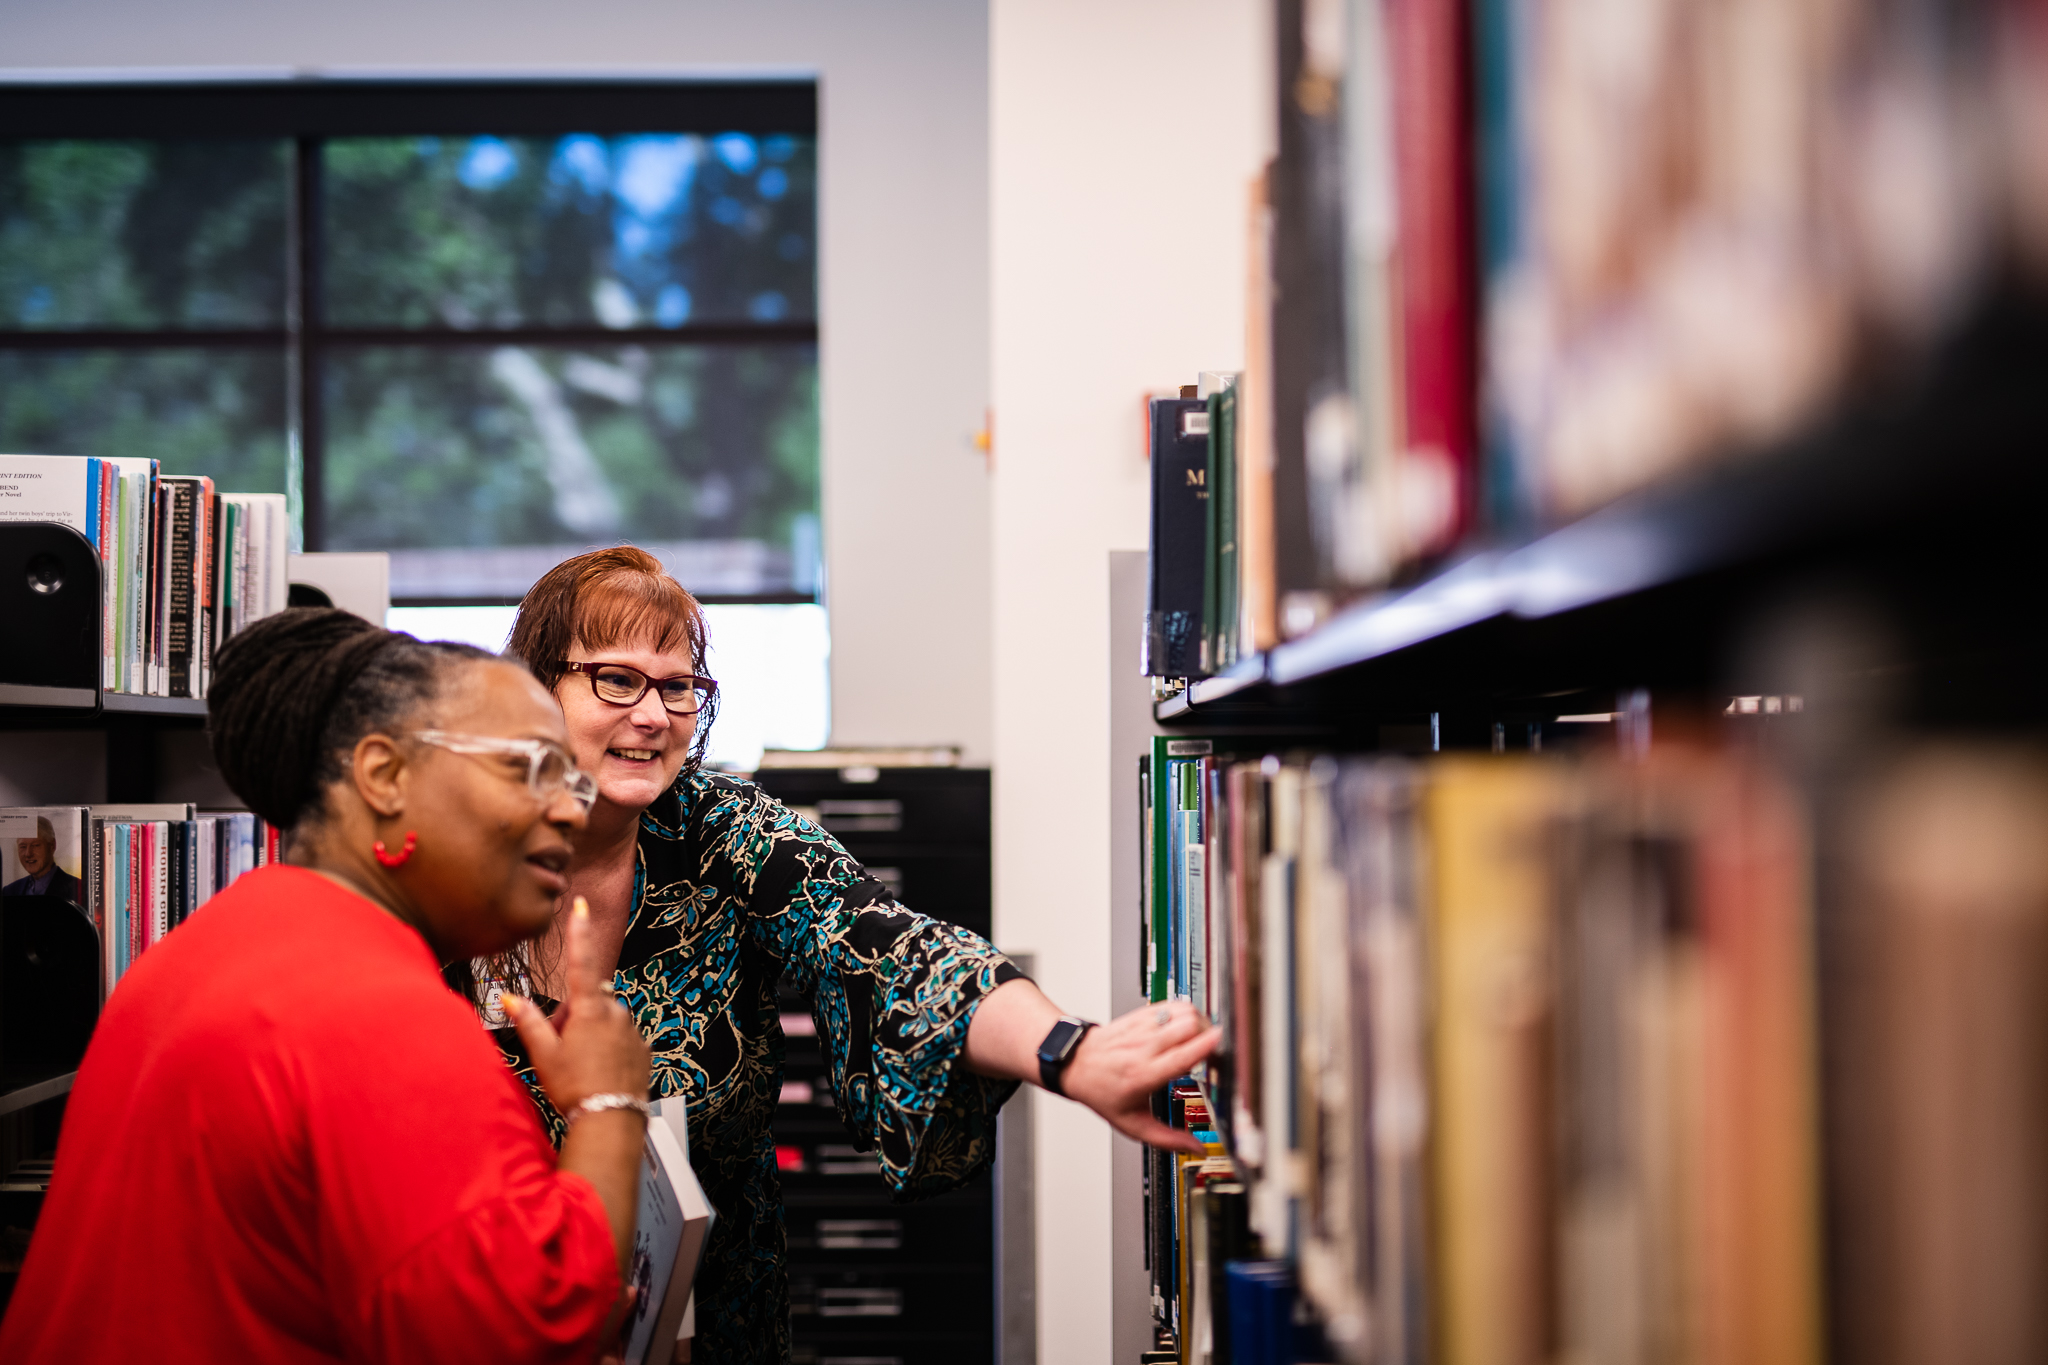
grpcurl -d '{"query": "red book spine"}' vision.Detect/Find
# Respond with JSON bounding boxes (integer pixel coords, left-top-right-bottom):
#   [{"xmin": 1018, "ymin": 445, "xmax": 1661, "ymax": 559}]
[
  {"xmin": 128, "ymin": 826, "xmax": 143, "ymax": 966},
  {"xmin": 1390, "ymin": 0, "xmax": 1478, "ymax": 552}
]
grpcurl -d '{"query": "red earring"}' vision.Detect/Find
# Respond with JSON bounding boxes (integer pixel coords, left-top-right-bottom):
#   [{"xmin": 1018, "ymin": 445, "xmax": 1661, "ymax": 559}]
[{"xmin": 372, "ymin": 831, "xmax": 418, "ymax": 868}]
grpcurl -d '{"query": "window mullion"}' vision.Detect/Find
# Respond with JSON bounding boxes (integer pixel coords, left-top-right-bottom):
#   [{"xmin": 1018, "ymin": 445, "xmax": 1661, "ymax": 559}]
[{"xmin": 289, "ymin": 135, "xmax": 324, "ymax": 553}]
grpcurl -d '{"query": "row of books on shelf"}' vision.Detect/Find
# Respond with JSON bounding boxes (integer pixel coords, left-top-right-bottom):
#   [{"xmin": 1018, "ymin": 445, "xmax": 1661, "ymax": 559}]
[
  {"xmin": 1149, "ymin": 0, "xmax": 2048, "ymax": 677},
  {"xmin": 0, "ymin": 453, "xmax": 290, "ymax": 697},
  {"xmin": 1, "ymin": 805, "xmax": 280, "ymax": 1000},
  {"xmin": 1138, "ymin": 725, "xmax": 2045, "ymax": 1364}
]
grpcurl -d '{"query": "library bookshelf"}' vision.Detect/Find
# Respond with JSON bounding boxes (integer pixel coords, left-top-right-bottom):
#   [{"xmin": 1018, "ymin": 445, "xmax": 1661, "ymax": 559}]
[
  {"xmin": 1, "ymin": 542, "xmax": 225, "ymax": 1309},
  {"xmin": 1124, "ymin": 293, "xmax": 2048, "ymax": 1362},
  {"xmin": 1126, "ymin": 3, "xmax": 2048, "ymax": 1327},
  {"xmin": 1, "ymin": 686, "xmax": 209, "ymax": 1120},
  {"xmin": 1158, "ymin": 294, "xmax": 2048, "ymax": 739}
]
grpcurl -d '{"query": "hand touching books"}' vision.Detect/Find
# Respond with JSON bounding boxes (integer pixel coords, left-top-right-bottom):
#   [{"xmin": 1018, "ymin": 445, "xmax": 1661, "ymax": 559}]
[
  {"xmin": 1058, "ymin": 999, "xmax": 1221, "ymax": 1155},
  {"xmin": 963, "ymin": 978, "xmax": 1221, "ymax": 1155}
]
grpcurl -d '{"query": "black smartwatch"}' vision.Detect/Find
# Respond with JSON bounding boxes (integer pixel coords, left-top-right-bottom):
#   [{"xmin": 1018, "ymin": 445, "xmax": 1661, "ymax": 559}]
[{"xmin": 1036, "ymin": 1016, "xmax": 1095, "ymax": 1096}]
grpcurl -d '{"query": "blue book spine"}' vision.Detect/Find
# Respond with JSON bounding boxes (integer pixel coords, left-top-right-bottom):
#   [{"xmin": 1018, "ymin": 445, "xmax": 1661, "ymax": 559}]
[
  {"xmin": 84, "ymin": 458, "xmax": 101, "ymax": 549},
  {"xmin": 114, "ymin": 823, "xmax": 130, "ymax": 983},
  {"xmin": 1186, "ymin": 798, "xmax": 1205, "ymax": 1012}
]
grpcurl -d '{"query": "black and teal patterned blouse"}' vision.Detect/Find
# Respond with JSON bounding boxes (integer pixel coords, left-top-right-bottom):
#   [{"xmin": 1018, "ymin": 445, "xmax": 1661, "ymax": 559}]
[{"xmin": 491, "ymin": 768, "xmax": 1020, "ymax": 1364}]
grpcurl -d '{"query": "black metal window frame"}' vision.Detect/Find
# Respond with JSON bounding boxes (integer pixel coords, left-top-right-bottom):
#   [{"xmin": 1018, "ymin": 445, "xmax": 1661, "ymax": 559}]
[{"xmin": 0, "ymin": 79, "xmax": 820, "ymax": 605}]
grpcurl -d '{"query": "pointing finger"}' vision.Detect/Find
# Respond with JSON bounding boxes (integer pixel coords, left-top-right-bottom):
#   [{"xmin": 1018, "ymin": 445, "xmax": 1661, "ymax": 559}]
[{"xmin": 564, "ymin": 897, "xmax": 610, "ymax": 1008}]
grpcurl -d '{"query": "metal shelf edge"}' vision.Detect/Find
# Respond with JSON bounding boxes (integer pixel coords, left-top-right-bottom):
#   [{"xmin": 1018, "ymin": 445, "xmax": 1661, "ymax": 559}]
[
  {"xmin": 0, "ymin": 1069, "xmax": 77, "ymax": 1117},
  {"xmin": 100, "ymin": 693, "xmax": 209, "ymax": 718}
]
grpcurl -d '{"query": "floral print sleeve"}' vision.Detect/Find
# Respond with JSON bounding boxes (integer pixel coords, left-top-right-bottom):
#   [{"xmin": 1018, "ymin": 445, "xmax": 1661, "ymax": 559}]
[
  {"xmin": 489, "ymin": 769, "xmax": 1019, "ymax": 1365},
  {"xmin": 741, "ymin": 791, "xmax": 1022, "ymax": 1194}
]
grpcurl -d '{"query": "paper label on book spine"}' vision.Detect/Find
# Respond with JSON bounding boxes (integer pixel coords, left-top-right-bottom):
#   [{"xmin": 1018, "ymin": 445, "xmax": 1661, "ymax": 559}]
[{"xmin": 0, "ymin": 455, "xmax": 91, "ymax": 530}]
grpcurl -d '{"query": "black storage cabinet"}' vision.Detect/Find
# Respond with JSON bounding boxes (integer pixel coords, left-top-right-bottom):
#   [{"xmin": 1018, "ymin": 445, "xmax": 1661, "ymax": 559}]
[{"xmin": 751, "ymin": 766, "xmax": 995, "ymax": 1365}]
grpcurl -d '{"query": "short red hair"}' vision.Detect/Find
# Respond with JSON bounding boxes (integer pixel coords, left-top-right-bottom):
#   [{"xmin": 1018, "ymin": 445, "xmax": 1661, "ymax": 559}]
[
  {"xmin": 509, "ymin": 547, "xmax": 708, "ymax": 686},
  {"xmin": 507, "ymin": 547, "xmax": 716, "ymax": 770}
]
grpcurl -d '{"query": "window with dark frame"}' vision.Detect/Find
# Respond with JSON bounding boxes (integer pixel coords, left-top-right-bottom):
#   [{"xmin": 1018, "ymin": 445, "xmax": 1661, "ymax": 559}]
[{"xmin": 0, "ymin": 80, "xmax": 819, "ymax": 606}]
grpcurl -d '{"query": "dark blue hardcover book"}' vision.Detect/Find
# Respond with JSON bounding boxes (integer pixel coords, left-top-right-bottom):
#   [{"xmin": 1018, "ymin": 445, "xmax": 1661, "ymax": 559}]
[
  {"xmin": 1225, "ymin": 1260, "xmax": 1295, "ymax": 1364},
  {"xmin": 1145, "ymin": 396, "xmax": 1212, "ymax": 678}
]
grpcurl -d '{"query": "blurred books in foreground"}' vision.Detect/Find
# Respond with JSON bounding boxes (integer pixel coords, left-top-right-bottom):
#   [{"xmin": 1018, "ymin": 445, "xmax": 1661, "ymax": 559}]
[
  {"xmin": 1147, "ymin": 0, "xmax": 2048, "ymax": 682},
  {"xmin": 1137, "ymin": 723, "xmax": 2048, "ymax": 1365}
]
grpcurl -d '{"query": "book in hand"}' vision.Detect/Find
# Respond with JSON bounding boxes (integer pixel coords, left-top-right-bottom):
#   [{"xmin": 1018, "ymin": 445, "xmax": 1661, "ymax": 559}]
[{"xmin": 620, "ymin": 1098, "xmax": 715, "ymax": 1365}]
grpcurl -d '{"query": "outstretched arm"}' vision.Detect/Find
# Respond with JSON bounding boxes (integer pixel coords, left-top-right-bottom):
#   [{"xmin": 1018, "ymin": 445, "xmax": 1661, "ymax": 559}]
[{"xmin": 963, "ymin": 978, "xmax": 1219, "ymax": 1154}]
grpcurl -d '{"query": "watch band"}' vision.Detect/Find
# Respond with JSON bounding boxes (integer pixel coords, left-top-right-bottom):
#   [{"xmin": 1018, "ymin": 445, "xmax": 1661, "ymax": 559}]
[{"xmin": 1036, "ymin": 1016, "xmax": 1095, "ymax": 1097}]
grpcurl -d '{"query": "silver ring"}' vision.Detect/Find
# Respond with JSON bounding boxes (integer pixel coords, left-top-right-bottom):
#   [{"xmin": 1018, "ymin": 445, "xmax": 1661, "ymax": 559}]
[{"xmin": 1154, "ymin": 1007, "xmax": 1172, "ymax": 1027}]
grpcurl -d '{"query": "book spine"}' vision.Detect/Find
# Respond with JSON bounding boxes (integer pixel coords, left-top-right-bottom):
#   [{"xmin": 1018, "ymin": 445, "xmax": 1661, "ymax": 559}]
[
  {"xmin": 1141, "ymin": 756, "xmax": 1155, "ymax": 1001},
  {"xmin": 99, "ymin": 821, "xmax": 114, "ymax": 997},
  {"xmin": 1152, "ymin": 737, "xmax": 1176, "ymax": 1005},
  {"xmin": 1425, "ymin": 759, "xmax": 1556, "ymax": 1365},
  {"xmin": 155, "ymin": 821, "xmax": 168, "ymax": 945},
  {"xmin": 1185, "ymin": 761, "xmax": 1207, "ymax": 1011},
  {"xmin": 1226, "ymin": 764, "xmax": 1265, "ymax": 1173},
  {"xmin": 1241, "ymin": 169, "xmax": 1281, "ymax": 652},
  {"xmin": 207, "ymin": 491, "xmax": 224, "ymax": 667},
  {"xmin": 113, "ymin": 823, "xmax": 129, "ymax": 982},
  {"xmin": 82, "ymin": 457, "xmax": 100, "ymax": 549},
  {"xmin": 196, "ymin": 479, "xmax": 215, "ymax": 695},
  {"xmin": 1216, "ymin": 387, "xmax": 1240, "ymax": 670},
  {"xmin": 100, "ymin": 463, "xmax": 116, "ymax": 689},
  {"xmin": 185, "ymin": 820, "xmax": 199, "ymax": 924},
  {"xmin": 167, "ymin": 482, "xmax": 196, "ymax": 697},
  {"xmin": 1203, "ymin": 391, "xmax": 1226, "ymax": 676},
  {"xmin": 266, "ymin": 495, "xmax": 287, "ymax": 616},
  {"xmin": 131, "ymin": 471, "xmax": 149, "ymax": 694},
  {"xmin": 113, "ymin": 474, "xmax": 129, "ymax": 692},
  {"xmin": 235, "ymin": 498, "xmax": 250, "ymax": 640},
  {"xmin": 1147, "ymin": 398, "xmax": 1213, "ymax": 678},
  {"xmin": 85, "ymin": 816, "xmax": 105, "ymax": 998},
  {"xmin": 219, "ymin": 497, "xmax": 237, "ymax": 645},
  {"xmin": 1389, "ymin": 0, "xmax": 1477, "ymax": 557},
  {"xmin": 1270, "ymin": 0, "xmax": 1351, "ymax": 614},
  {"xmin": 152, "ymin": 481, "xmax": 170, "ymax": 695},
  {"xmin": 1169, "ymin": 762, "xmax": 1187, "ymax": 1001},
  {"xmin": 1474, "ymin": 0, "xmax": 1531, "ymax": 532}
]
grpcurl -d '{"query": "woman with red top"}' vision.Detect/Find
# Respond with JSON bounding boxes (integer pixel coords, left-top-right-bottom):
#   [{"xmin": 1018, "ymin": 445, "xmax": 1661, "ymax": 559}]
[{"xmin": 0, "ymin": 608, "xmax": 653, "ymax": 1364}]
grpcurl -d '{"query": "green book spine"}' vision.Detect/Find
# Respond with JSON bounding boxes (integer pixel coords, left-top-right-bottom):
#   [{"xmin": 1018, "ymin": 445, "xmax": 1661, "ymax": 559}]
[
  {"xmin": 1151, "ymin": 736, "xmax": 1177, "ymax": 1003},
  {"xmin": 1215, "ymin": 387, "xmax": 1239, "ymax": 670}
]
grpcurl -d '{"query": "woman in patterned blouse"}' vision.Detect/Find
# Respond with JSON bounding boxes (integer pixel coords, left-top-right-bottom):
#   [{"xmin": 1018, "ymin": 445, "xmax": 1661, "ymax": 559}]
[{"xmin": 477, "ymin": 547, "xmax": 1216, "ymax": 1364}]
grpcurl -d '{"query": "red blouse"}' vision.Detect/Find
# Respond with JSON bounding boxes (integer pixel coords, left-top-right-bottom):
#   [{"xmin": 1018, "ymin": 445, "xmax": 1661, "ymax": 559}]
[{"xmin": 0, "ymin": 865, "xmax": 620, "ymax": 1363}]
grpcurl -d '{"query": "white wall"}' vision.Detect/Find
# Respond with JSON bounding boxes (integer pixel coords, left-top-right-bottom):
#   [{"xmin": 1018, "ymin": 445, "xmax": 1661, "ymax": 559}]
[
  {"xmin": 988, "ymin": 0, "xmax": 1269, "ymax": 1355},
  {"xmin": 2, "ymin": 0, "xmax": 995, "ymax": 762}
]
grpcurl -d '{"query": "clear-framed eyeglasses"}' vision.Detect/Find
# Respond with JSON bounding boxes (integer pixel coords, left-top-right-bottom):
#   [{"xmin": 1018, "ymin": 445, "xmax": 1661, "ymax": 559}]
[
  {"xmin": 409, "ymin": 730, "xmax": 599, "ymax": 813},
  {"xmin": 559, "ymin": 661, "xmax": 717, "ymax": 716}
]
